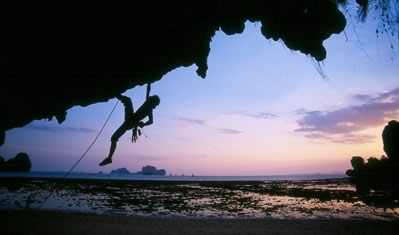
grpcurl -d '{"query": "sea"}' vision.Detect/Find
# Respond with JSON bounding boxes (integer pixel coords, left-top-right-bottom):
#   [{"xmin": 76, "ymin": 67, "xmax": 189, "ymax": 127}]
[{"xmin": 0, "ymin": 171, "xmax": 347, "ymax": 181}]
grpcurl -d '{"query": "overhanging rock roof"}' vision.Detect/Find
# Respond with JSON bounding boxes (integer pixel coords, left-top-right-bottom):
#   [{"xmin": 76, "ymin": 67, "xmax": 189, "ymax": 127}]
[{"xmin": 0, "ymin": 0, "xmax": 346, "ymax": 145}]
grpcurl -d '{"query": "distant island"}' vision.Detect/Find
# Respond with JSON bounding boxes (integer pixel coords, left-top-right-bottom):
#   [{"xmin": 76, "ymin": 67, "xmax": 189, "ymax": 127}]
[
  {"xmin": 138, "ymin": 165, "xmax": 166, "ymax": 176},
  {"xmin": 110, "ymin": 165, "xmax": 166, "ymax": 176},
  {"xmin": 110, "ymin": 168, "xmax": 131, "ymax": 174}
]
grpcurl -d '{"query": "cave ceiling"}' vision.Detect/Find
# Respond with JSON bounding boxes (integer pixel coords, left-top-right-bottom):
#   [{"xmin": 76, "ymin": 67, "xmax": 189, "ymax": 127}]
[{"xmin": 0, "ymin": 0, "xmax": 346, "ymax": 145}]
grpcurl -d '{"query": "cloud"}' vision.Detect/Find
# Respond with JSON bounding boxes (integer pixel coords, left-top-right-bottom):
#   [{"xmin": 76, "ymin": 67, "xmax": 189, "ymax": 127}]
[
  {"xmin": 352, "ymin": 94, "xmax": 373, "ymax": 102},
  {"xmin": 26, "ymin": 124, "xmax": 96, "ymax": 133},
  {"xmin": 217, "ymin": 128, "xmax": 244, "ymax": 135},
  {"xmin": 304, "ymin": 133, "xmax": 375, "ymax": 144},
  {"xmin": 352, "ymin": 88, "xmax": 399, "ymax": 103},
  {"xmin": 175, "ymin": 117, "xmax": 243, "ymax": 135},
  {"xmin": 175, "ymin": 117, "xmax": 207, "ymax": 126},
  {"xmin": 226, "ymin": 111, "xmax": 277, "ymax": 119},
  {"xmin": 295, "ymin": 88, "xmax": 399, "ymax": 144}
]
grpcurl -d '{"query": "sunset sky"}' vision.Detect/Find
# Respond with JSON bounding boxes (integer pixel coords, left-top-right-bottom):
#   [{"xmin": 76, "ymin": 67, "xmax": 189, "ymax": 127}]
[{"xmin": 1, "ymin": 18, "xmax": 397, "ymax": 176}]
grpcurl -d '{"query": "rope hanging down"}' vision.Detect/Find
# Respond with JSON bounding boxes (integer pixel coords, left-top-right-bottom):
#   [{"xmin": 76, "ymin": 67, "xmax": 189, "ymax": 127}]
[
  {"xmin": 38, "ymin": 100, "xmax": 119, "ymax": 209},
  {"xmin": 64, "ymin": 100, "xmax": 119, "ymax": 177}
]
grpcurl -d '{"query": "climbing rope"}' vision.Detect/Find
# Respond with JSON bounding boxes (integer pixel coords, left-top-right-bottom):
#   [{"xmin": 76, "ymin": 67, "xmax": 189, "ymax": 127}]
[
  {"xmin": 64, "ymin": 100, "xmax": 119, "ymax": 178},
  {"xmin": 38, "ymin": 100, "xmax": 119, "ymax": 209}
]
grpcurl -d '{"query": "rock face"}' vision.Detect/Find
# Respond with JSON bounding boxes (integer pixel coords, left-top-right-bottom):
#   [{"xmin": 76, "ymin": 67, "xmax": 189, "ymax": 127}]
[
  {"xmin": 346, "ymin": 120, "xmax": 399, "ymax": 187},
  {"xmin": 0, "ymin": 0, "xmax": 346, "ymax": 145},
  {"xmin": 0, "ymin": 153, "xmax": 32, "ymax": 172},
  {"xmin": 138, "ymin": 165, "xmax": 166, "ymax": 176},
  {"xmin": 382, "ymin": 120, "xmax": 399, "ymax": 162}
]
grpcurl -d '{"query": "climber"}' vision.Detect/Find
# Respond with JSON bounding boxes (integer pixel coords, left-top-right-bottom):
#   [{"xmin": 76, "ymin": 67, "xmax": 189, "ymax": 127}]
[{"xmin": 99, "ymin": 84, "xmax": 160, "ymax": 166}]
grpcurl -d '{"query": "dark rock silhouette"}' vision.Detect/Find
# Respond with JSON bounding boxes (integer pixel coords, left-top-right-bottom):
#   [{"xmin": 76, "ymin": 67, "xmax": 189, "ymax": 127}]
[
  {"xmin": 346, "ymin": 120, "xmax": 399, "ymax": 207},
  {"xmin": 0, "ymin": 0, "xmax": 347, "ymax": 145},
  {"xmin": 110, "ymin": 168, "xmax": 131, "ymax": 174},
  {"xmin": 349, "ymin": 156, "xmax": 365, "ymax": 172},
  {"xmin": 138, "ymin": 165, "xmax": 166, "ymax": 176},
  {"xmin": 0, "ymin": 131, "xmax": 4, "ymax": 146},
  {"xmin": 346, "ymin": 120, "xmax": 399, "ymax": 181},
  {"xmin": 0, "ymin": 152, "xmax": 32, "ymax": 172},
  {"xmin": 382, "ymin": 120, "xmax": 399, "ymax": 162}
]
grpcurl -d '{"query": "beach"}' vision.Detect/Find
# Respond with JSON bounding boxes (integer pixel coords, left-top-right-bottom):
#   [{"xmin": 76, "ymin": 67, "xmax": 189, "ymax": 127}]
[
  {"xmin": 1, "ymin": 176, "xmax": 398, "ymax": 234},
  {"xmin": 1, "ymin": 209, "xmax": 398, "ymax": 235}
]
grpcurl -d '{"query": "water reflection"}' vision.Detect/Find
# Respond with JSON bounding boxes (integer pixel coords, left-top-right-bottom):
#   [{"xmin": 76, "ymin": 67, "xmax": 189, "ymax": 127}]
[
  {"xmin": 0, "ymin": 178, "xmax": 398, "ymax": 220},
  {"xmin": 349, "ymin": 179, "xmax": 399, "ymax": 210}
]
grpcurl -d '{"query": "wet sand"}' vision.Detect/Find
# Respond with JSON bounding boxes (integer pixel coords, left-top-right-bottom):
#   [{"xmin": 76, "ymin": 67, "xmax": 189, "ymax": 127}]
[
  {"xmin": 1, "ymin": 177, "xmax": 398, "ymax": 220},
  {"xmin": 1, "ymin": 177, "xmax": 398, "ymax": 234},
  {"xmin": 1, "ymin": 209, "xmax": 398, "ymax": 235}
]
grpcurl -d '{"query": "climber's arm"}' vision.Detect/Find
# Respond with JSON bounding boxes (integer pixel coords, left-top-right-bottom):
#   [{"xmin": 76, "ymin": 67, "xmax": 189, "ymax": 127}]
[
  {"xmin": 146, "ymin": 83, "xmax": 151, "ymax": 100},
  {"xmin": 139, "ymin": 111, "xmax": 153, "ymax": 127}
]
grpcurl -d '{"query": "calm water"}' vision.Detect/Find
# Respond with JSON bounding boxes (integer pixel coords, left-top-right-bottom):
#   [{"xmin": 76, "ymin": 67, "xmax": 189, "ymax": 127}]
[{"xmin": 0, "ymin": 171, "xmax": 347, "ymax": 181}]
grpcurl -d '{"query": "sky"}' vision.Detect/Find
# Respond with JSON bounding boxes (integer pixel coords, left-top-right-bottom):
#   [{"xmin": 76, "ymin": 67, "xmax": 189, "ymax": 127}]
[{"xmin": 1, "ymin": 16, "xmax": 398, "ymax": 176}]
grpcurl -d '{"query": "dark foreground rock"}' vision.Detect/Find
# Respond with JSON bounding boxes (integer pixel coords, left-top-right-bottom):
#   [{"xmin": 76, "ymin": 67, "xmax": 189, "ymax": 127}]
[
  {"xmin": 0, "ymin": 152, "xmax": 32, "ymax": 172},
  {"xmin": 346, "ymin": 120, "xmax": 399, "ymax": 204},
  {"xmin": 346, "ymin": 120, "xmax": 399, "ymax": 181}
]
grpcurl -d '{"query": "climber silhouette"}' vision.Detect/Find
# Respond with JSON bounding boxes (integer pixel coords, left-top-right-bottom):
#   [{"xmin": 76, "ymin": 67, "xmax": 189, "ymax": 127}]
[{"xmin": 99, "ymin": 84, "xmax": 160, "ymax": 166}]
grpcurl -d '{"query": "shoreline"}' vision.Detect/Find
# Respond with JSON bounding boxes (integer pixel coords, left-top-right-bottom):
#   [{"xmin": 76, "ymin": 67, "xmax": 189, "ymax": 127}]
[
  {"xmin": 0, "ymin": 171, "xmax": 348, "ymax": 182},
  {"xmin": 0, "ymin": 174, "xmax": 347, "ymax": 184},
  {"xmin": 1, "ymin": 177, "xmax": 398, "ymax": 221},
  {"xmin": 1, "ymin": 209, "xmax": 398, "ymax": 235}
]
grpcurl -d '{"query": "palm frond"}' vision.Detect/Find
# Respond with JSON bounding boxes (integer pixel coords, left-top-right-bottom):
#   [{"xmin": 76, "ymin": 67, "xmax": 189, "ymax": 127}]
[{"xmin": 356, "ymin": 0, "xmax": 369, "ymax": 22}]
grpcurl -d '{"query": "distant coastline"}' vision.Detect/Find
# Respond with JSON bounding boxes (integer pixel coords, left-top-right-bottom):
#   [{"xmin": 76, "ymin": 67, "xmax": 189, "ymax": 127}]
[{"xmin": 0, "ymin": 171, "xmax": 347, "ymax": 182}]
